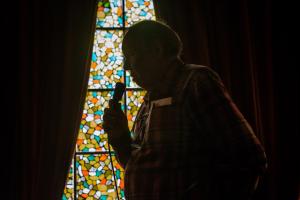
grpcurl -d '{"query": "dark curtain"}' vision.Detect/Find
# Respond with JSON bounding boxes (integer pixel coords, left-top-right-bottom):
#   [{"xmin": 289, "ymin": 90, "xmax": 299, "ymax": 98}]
[
  {"xmin": 17, "ymin": 0, "xmax": 98, "ymax": 199},
  {"xmin": 154, "ymin": 0, "xmax": 299, "ymax": 200}
]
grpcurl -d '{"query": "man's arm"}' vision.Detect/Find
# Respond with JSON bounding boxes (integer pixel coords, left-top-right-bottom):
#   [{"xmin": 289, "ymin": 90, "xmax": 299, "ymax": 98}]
[
  {"xmin": 109, "ymin": 131, "xmax": 132, "ymax": 169},
  {"xmin": 103, "ymin": 102, "xmax": 132, "ymax": 169},
  {"xmin": 187, "ymin": 67, "xmax": 267, "ymax": 170},
  {"xmin": 185, "ymin": 67, "xmax": 267, "ymax": 198}
]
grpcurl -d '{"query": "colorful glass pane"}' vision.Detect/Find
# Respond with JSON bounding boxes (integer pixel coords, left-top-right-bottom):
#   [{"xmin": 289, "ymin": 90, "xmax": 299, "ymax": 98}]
[
  {"xmin": 125, "ymin": 0, "xmax": 156, "ymax": 27},
  {"xmin": 77, "ymin": 91, "xmax": 124, "ymax": 152},
  {"xmin": 76, "ymin": 154, "xmax": 118, "ymax": 199},
  {"xmin": 88, "ymin": 30, "xmax": 124, "ymax": 89},
  {"xmin": 111, "ymin": 155, "xmax": 125, "ymax": 199},
  {"xmin": 125, "ymin": 71, "xmax": 141, "ymax": 88},
  {"xmin": 96, "ymin": 0, "xmax": 123, "ymax": 28},
  {"xmin": 62, "ymin": 162, "xmax": 74, "ymax": 200},
  {"xmin": 126, "ymin": 90, "xmax": 146, "ymax": 130}
]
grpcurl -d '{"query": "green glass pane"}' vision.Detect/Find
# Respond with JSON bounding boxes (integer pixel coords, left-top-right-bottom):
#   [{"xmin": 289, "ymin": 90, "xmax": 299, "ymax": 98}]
[
  {"xmin": 77, "ymin": 91, "xmax": 124, "ymax": 152},
  {"xmin": 96, "ymin": 0, "xmax": 123, "ymax": 28},
  {"xmin": 125, "ymin": 0, "xmax": 156, "ymax": 27},
  {"xmin": 62, "ymin": 162, "xmax": 74, "ymax": 200},
  {"xmin": 126, "ymin": 90, "xmax": 146, "ymax": 131},
  {"xmin": 89, "ymin": 30, "xmax": 124, "ymax": 89},
  {"xmin": 76, "ymin": 154, "xmax": 118, "ymax": 199}
]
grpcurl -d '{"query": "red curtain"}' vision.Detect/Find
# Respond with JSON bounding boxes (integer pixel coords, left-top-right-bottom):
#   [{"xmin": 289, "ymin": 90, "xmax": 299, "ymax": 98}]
[
  {"xmin": 17, "ymin": 0, "xmax": 97, "ymax": 199},
  {"xmin": 154, "ymin": 0, "xmax": 299, "ymax": 200}
]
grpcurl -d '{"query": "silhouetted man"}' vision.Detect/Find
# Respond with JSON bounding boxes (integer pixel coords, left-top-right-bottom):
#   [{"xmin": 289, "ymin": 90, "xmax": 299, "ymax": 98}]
[{"xmin": 103, "ymin": 20, "xmax": 267, "ymax": 200}]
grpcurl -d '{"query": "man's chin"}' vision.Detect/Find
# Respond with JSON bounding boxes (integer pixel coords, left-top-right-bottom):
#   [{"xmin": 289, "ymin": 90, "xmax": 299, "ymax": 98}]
[
  {"xmin": 134, "ymin": 81, "xmax": 151, "ymax": 90},
  {"xmin": 137, "ymin": 83, "xmax": 148, "ymax": 90},
  {"xmin": 132, "ymin": 79, "xmax": 144, "ymax": 88},
  {"xmin": 133, "ymin": 78, "xmax": 157, "ymax": 90}
]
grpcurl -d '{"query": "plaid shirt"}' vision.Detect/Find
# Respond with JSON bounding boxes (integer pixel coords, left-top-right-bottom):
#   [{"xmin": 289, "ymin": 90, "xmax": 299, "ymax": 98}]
[{"xmin": 113, "ymin": 63, "xmax": 267, "ymax": 200}]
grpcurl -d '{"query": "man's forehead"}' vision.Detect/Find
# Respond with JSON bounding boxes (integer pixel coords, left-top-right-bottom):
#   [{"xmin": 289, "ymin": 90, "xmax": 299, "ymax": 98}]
[
  {"xmin": 122, "ymin": 36, "xmax": 148, "ymax": 54},
  {"xmin": 122, "ymin": 41, "xmax": 138, "ymax": 53},
  {"xmin": 122, "ymin": 44, "xmax": 142, "ymax": 58}
]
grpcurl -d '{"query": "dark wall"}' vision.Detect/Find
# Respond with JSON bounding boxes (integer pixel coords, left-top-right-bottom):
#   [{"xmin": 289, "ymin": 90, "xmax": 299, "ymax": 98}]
[{"xmin": 271, "ymin": 1, "xmax": 299, "ymax": 199}]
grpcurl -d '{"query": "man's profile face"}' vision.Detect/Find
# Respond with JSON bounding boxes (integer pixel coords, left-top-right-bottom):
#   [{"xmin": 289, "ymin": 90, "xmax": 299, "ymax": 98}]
[{"xmin": 123, "ymin": 42, "xmax": 165, "ymax": 91}]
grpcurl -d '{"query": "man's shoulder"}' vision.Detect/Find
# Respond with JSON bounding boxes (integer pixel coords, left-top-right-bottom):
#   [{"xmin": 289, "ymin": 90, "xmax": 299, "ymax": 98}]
[
  {"xmin": 184, "ymin": 64, "xmax": 221, "ymax": 82},
  {"xmin": 184, "ymin": 63, "xmax": 209, "ymax": 70},
  {"xmin": 174, "ymin": 64, "xmax": 221, "ymax": 103}
]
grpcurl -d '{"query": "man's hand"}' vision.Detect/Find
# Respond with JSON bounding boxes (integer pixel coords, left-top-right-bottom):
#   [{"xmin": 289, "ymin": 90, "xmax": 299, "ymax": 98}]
[{"xmin": 103, "ymin": 100, "xmax": 130, "ymax": 145}]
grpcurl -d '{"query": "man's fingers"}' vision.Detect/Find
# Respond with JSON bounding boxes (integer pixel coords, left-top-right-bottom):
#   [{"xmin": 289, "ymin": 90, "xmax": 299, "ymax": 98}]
[
  {"xmin": 103, "ymin": 113, "xmax": 118, "ymax": 122},
  {"xmin": 103, "ymin": 121, "xmax": 116, "ymax": 131},
  {"xmin": 103, "ymin": 106, "xmax": 128, "ymax": 135},
  {"xmin": 104, "ymin": 108, "xmax": 117, "ymax": 120},
  {"xmin": 104, "ymin": 107, "xmax": 123, "ymax": 116},
  {"xmin": 109, "ymin": 101, "xmax": 121, "ymax": 111},
  {"xmin": 102, "ymin": 121, "xmax": 110, "ymax": 131}
]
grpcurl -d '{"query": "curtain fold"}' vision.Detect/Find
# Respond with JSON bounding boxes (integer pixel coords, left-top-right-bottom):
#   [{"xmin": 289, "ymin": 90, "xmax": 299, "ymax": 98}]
[
  {"xmin": 154, "ymin": 0, "xmax": 276, "ymax": 200},
  {"xmin": 18, "ymin": 0, "xmax": 98, "ymax": 199}
]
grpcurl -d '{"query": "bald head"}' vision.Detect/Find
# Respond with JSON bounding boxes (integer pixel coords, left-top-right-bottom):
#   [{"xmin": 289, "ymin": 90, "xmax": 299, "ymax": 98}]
[
  {"xmin": 122, "ymin": 20, "xmax": 183, "ymax": 60},
  {"xmin": 121, "ymin": 20, "xmax": 183, "ymax": 90}
]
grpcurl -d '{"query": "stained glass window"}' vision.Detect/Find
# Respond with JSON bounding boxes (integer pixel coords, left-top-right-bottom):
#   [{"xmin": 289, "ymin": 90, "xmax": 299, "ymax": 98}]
[
  {"xmin": 96, "ymin": 0, "xmax": 123, "ymax": 28},
  {"xmin": 89, "ymin": 30, "xmax": 124, "ymax": 89},
  {"xmin": 125, "ymin": 0, "xmax": 156, "ymax": 27},
  {"xmin": 76, "ymin": 154, "xmax": 117, "ymax": 199},
  {"xmin": 77, "ymin": 91, "xmax": 122, "ymax": 152},
  {"xmin": 62, "ymin": 164, "xmax": 74, "ymax": 200},
  {"xmin": 63, "ymin": 0, "xmax": 156, "ymax": 199}
]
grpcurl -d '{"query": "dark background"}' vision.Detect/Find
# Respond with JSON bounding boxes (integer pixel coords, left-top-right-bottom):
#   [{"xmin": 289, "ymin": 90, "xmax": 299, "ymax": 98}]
[
  {"xmin": 153, "ymin": 1, "xmax": 299, "ymax": 199},
  {"xmin": 14, "ymin": 0, "xmax": 299, "ymax": 199}
]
